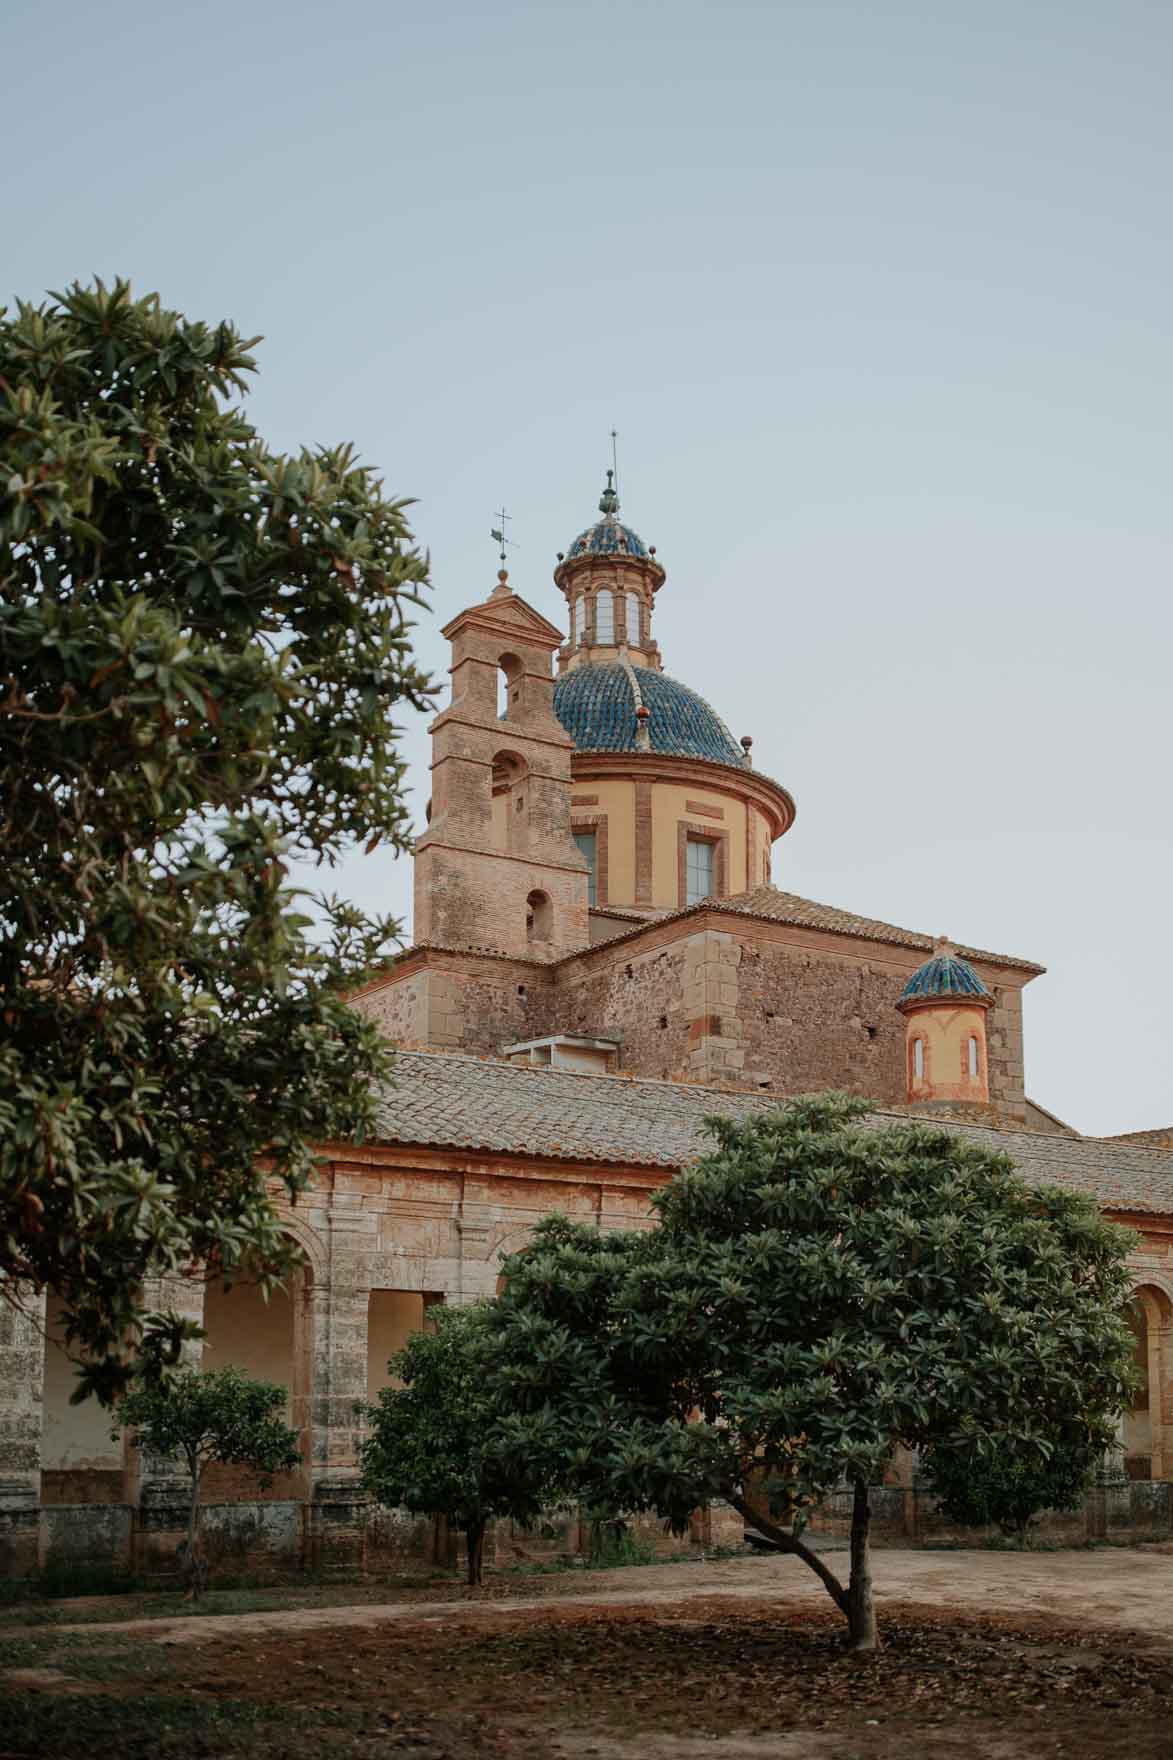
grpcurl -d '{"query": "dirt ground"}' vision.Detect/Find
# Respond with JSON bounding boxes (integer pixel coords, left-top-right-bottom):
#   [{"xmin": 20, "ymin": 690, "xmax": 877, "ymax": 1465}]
[{"xmin": 6, "ymin": 1548, "xmax": 1173, "ymax": 1759}]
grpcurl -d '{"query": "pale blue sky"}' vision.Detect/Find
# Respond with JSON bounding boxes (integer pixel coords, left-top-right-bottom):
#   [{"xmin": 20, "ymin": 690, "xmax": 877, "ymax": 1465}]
[{"xmin": 7, "ymin": 0, "xmax": 1171, "ymax": 1133}]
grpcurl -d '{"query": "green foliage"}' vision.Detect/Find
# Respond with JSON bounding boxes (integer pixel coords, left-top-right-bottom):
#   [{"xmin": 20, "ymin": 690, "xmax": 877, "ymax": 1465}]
[
  {"xmin": 923, "ymin": 1429, "xmax": 1102, "ymax": 1539},
  {"xmin": 361, "ymin": 1305, "xmax": 549, "ymax": 1582},
  {"xmin": 487, "ymin": 1092, "xmax": 1136, "ymax": 1641},
  {"xmin": 0, "ymin": 278, "xmax": 434, "ymax": 1396},
  {"xmin": 118, "ymin": 1364, "xmax": 301, "ymax": 1487}
]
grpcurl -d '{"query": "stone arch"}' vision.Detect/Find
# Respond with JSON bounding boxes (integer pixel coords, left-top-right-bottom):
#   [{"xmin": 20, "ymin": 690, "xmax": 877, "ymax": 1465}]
[
  {"xmin": 491, "ymin": 748, "xmax": 529, "ymax": 852},
  {"xmin": 497, "ymin": 651, "xmax": 523, "ymax": 721},
  {"xmin": 526, "ymin": 888, "xmax": 553, "ymax": 947},
  {"xmin": 39, "ymin": 1289, "xmax": 126, "ymax": 1505},
  {"xmin": 200, "ymin": 1233, "xmax": 316, "ymax": 1499}
]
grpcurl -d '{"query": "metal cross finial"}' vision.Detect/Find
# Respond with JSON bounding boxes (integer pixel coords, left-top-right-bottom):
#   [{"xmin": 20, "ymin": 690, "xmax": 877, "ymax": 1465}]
[
  {"xmin": 610, "ymin": 428, "xmax": 619, "ymax": 497},
  {"xmin": 490, "ymin": 506, "xmax": 516, "ymax": 566}
]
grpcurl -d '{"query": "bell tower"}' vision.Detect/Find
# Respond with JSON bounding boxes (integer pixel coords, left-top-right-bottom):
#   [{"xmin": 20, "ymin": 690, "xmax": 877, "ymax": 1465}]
[{"xmin": 414, "ymin": 569, "xmax": 589, "ymax": 960}]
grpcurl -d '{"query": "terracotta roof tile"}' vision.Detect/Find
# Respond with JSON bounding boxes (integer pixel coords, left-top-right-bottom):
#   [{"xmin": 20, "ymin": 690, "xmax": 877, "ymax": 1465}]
[{"xmin": 374, "ymin": 1053, "xmax": 1173, "ymax": 1214}]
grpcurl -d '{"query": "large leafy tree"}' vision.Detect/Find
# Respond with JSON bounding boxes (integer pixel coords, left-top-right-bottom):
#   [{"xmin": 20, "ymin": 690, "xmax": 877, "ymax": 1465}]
[
  {"xmin": 361, "ymin": 1304, "xmax": 549, "ymax": 1586},
  {"xmin": 118, "ymin": 1365, "xmax": 301, "ymax": 1598},
  {"xmin": 1, "ymin": 278, "xmax": 433, "ymax": 1396},
  {"xmin": 488, "ymin": 1094, "xmax": 1136, "ymax": 1648}
]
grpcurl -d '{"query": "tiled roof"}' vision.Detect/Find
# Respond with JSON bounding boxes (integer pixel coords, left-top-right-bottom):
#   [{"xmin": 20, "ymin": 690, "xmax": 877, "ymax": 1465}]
[
  {"xmin": 593, "ymin": 886, "xmax": 1046, "ymax": 975},
  {"xmin": 900, "ymin": 949, "xmax": 990, "ymax": 1003},
  {"xmin": 566, "ymin": 515, "xmax": 649, "ymax": 561},
  {"xmin": 554, "ymin": 662, "xmax": 748, "ymax": 767},
  {"xmin": 373, "ymin": 1052, "xmax": 1173, "ymax": 1215}
]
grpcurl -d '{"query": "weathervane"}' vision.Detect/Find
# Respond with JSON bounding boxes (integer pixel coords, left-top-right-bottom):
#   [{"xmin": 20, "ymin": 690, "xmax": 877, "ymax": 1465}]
[{"xmin": 490, "ymin": 506, "xmax": 516, "ymax": 567}]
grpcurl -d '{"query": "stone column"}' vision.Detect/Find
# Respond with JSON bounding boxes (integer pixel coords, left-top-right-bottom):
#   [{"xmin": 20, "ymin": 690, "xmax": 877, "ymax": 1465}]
[
  {"xmin": 0, "ymin": 1283, "xmax": 45, "ymax": 1575},
  {"xmin": 132, "ymin": 1274, "xmax": 206, "ymax": 1572},
  {"xmin": 453, "ymin": 1197, "xmax": 498, "ymax": 1306},
  {"xmin": 307, "ymin": 1205, "xmax": 373, "ymax": 1571}
]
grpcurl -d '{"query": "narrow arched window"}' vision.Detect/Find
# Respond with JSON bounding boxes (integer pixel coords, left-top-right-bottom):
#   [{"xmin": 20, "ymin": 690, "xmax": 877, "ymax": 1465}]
[
  {"xmin": 595, "ymin": 589, "xmax": 614, "ymax": 644},
  {"xmin": 573, "ymin": 596, "xmax": 585, "ymax": 643},
  {"xmin": 968, "ymin": 1034, "xmax": 979, "ymax": 1078},
  {"xmin": 913, "ymin": 1038, "xmax": 925, "ymax": 1082},
  {"xmin": 625, "ymin": 591, "xmax": 640, "ymax": 645},
  {"xmin": 526, "ymin": 890, "xmax": 553, "ymax": 943}
]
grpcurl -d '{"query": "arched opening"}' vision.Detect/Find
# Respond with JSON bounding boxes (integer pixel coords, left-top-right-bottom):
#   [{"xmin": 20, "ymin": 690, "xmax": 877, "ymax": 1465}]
[
  {"xmin": 573, "ymin": 596, "xmax": 585, "ymax": 644},
  {"xmin": 1124, "ymin": 1287, "xmax": 1171, "ymax": 1480},
  {"xmin": 527, "ymin": 889, "xmax": 553, "ymax": 945},
  {"xmin": 491, "ymin": 749, "xmax": 528, "ymax": 852},
  {"xmin": 497, "ymin": 652, "xmax": 522, "ymax": 721},
  {"xmin": 200, "ymin": 1260, "xmax": 311, "ymax": 1499},
  {"xmin": 595, "ymin": 589, "xmax": 614, "ymax": 644},
  {"xmin": 967, "ymin": 1034, "xmax": 980, "ymax": 1078},
  {"xmin": 367, "ymin": 1291, "xmax": 443, "ymax": 1401},
  {"xmin": 625, "ymin": 591, "xmax": 641, "ymax": 645},
  {"xmin": 912, "ymin": 1037, "xmax": 925, "ymax": 1085},
  {"xmin": 40, "ymin": 1294, "xmax": 126, "ymax": 1505}
]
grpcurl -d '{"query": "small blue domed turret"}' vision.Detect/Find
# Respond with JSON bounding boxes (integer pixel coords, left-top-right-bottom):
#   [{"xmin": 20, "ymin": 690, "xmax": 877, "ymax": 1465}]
[{"xmin": 899, "ymin": 940, "xmax": 990, "ymax": 1005}]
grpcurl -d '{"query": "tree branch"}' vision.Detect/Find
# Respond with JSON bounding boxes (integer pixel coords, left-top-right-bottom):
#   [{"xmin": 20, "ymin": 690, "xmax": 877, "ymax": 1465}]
[{"xmin": 725, "ymin": 1488, "xmax": 849, "ymax": 1614}]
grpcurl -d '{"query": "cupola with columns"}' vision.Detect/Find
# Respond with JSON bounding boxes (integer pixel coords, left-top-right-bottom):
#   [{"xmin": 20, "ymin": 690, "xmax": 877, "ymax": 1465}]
[{"xmin": 554, "ymin": 471, "xmax": 666, "ymax": 672}]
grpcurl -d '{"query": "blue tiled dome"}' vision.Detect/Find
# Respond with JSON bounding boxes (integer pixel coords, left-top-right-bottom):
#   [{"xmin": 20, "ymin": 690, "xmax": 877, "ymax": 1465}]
[
  {"xmin": 900, "ymin": 949, "xmax": 990, "ymax": 1003},
  {"xmin": 554, "ymin": 663, "xmax": 748, "ymax": 768},
  {"xmin": 562, "ymin": 470, "xmax": 654, "ymax": 564},
  {"xmin": 565, "ymin": 515, "xmax": 649, "ymax": 562}
]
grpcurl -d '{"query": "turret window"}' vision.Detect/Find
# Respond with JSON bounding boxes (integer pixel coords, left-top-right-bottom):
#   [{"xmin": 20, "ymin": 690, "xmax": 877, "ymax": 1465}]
[
  {"xmin": 625, "ymin": 591, "xmax": 640, "ymax": 645},
  {"xmin": 573, "ymin": 596, "xmax": 585, "ymax": 643},
  {"xmin": 913, "ymin": 1038, "xmax": 925, "ymax": 1082},
  {"xmin": 968, "ymin": 1034, "xmax": 979, "ymax": 1078},
  {"xmin": 595, "ymin": 589, "xmax": 614, "ymax": 644}
]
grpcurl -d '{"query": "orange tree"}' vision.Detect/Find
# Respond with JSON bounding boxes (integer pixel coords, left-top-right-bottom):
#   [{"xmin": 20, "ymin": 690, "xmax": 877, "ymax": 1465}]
[
  {"xmin": 1, "ymin": 279, "xmax": 433, "ymax": 1397},
  {"xmin": 487, "ymin": 1094, "xmax": 1135, "ymax": 1648}
]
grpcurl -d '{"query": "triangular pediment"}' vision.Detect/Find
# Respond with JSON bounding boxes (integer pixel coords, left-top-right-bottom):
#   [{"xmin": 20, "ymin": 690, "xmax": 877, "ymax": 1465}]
[{"xmin": 442, "ymin": 586, "xmax": 565, "ymax": 647}]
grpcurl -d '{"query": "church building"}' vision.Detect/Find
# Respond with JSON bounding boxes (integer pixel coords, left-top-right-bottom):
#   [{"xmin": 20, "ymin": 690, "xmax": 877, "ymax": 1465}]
[{"xmin": 5, "ymin": 475, "xmax": 1173, "ymax": 1577}]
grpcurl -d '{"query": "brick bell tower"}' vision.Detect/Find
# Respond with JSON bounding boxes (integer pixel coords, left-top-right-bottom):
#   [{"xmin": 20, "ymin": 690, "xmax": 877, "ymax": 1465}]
[{"xmin": 413, "ymin": 567, "xmax": 589, "ymax": 959}]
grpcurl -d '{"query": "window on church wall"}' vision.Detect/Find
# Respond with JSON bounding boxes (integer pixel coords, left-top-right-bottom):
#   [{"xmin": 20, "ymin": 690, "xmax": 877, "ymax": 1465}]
[
  {"xmin": 573, "ymin": 829, "xmax": 598, "ymax": 907},
  {"xmin": 527, "ymin": 889, "xmax": 553, "ymax": 943},
  {"xmin": 595, "ymin": 589, "xmax": 614, "ymax": 644},
  {"xmin": 686, "ymin": 837, "xmax": 716, "ymax": 906},
  {"xmin": 967, "ymin": 1034, "xmax": 979, "ymax": 1078},
  {"xmin": 625, "ymin": 591, "xmax": 640, "ymax": 645},
  {"xmin": 497, "ymin": 653, "xmax": 522, "ymax": 721},
  {"xmin": 913, "ymin": 1038, "xmax": 925, "ymax": 1083}
]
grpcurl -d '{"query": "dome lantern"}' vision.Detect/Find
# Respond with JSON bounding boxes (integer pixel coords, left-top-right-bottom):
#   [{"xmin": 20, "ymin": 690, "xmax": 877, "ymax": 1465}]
[{"xmin": 554, "ymin": 473, "xmax": 666, "ymax": 674}]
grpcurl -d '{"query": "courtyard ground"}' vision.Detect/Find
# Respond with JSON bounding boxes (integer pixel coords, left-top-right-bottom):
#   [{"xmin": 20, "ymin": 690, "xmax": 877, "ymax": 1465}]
[{"xmin": 5, "ymin": 1545, "xmax": 1173, "ymax": 1758}]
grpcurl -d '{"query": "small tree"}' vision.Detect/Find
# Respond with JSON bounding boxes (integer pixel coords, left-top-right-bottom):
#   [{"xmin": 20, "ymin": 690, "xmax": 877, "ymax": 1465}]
[
  {"xmin": 922, "ymin": 1429, "xmax": 1102, "ymax": 1541},
  {"xmin": 118, "ymin": 1365, "xmax": 301, "ymax": 1597},
  {"xmin": 361, "ymin": 1305, "xmax": 547, "ymax": 1586},
  {"xmin": 487, "ymin": 1094, "xmax": 1136, "ymax": 1649}
]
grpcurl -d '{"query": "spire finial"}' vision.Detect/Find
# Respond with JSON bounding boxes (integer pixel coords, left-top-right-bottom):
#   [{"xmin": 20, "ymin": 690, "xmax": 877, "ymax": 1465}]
[
  {"xmin": 490, "ymin": 506, "xmax": 517, "ymax": 568},
  {"xmin": 598, "ymin": 467, "xmax": 619, "ymax": 517}
]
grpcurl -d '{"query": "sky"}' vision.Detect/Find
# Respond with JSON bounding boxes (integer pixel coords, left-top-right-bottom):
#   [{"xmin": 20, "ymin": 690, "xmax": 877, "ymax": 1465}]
[{"xmin": 6, "ymin": 0, "xmax": 1171, "ymax": 1134}]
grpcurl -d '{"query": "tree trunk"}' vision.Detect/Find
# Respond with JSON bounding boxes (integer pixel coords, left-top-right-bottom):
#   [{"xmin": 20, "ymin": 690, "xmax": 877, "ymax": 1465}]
[
  {"xmin": 725, "ymin": 1489, "xmax": 850, "ymax": 1619},
  {"xmin": 847, "ymin": 1476, "xmax": 878, "ymax": 1651},
  {"xmin": 184, "ymin": 1453, "xmax": 205, "ymax": 1603},
  {"xmin": 466, "ymin": 1520, "xmax": 486, "ymax": 1587}
]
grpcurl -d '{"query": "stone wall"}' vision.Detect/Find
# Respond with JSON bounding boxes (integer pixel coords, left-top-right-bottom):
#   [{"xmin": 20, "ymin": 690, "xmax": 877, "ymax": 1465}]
[{"xmin": 355, "ymin": 915, "xmax": 1029, "ymax": 1120}]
